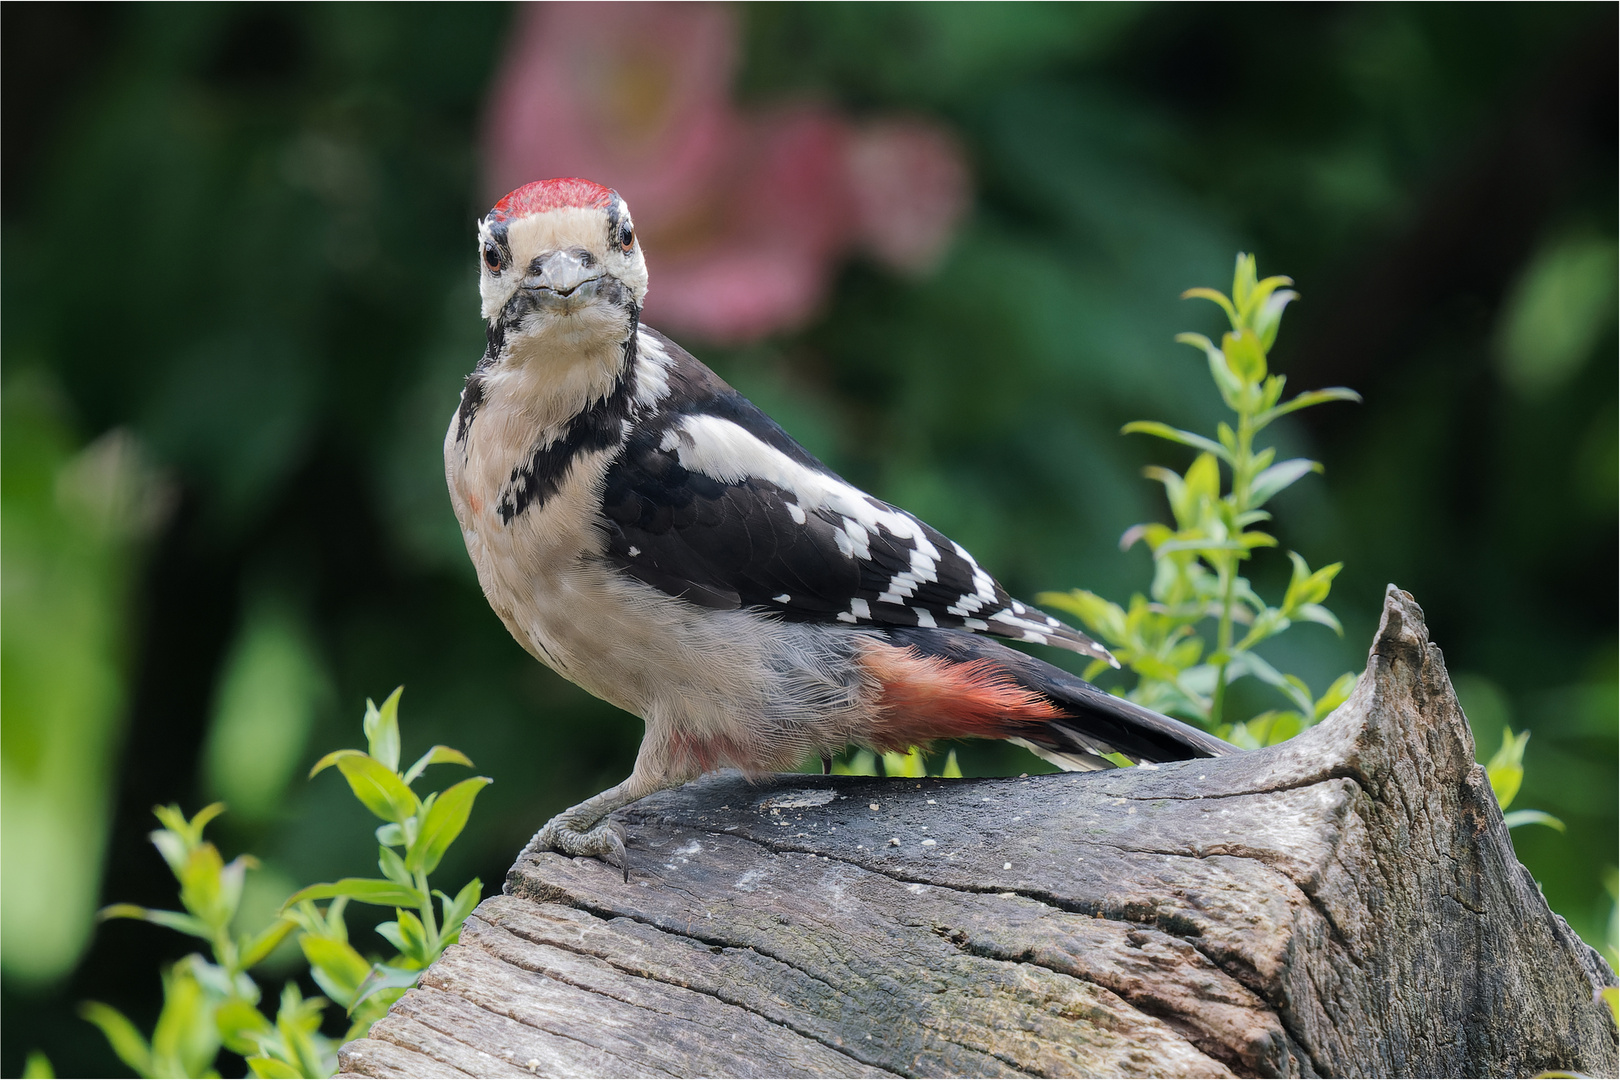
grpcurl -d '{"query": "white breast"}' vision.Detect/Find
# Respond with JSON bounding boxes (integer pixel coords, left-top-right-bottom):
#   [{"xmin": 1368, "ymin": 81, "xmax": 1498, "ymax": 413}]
[{"xmin": 444, "ymin": 360, "xmax": 877, "ymax": 776}]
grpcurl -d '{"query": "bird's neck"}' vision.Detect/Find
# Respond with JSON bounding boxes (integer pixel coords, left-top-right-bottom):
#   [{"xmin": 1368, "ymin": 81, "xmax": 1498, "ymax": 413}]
[{"xmin": 484, "ymin": 318, "xmax": 636, "ymax": 439}]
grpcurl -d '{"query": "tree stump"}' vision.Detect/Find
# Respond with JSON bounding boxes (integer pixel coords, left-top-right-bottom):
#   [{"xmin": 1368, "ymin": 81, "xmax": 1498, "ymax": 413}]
[{"xmin": 338, "ymin": 587, "xmax": 1616, "ymax": 1078}]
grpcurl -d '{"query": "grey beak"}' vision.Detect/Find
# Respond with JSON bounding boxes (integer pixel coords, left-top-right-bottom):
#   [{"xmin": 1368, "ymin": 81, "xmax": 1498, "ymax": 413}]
[{"xmin": 527, "ymin": 248, "xmax": 600, "ymax": 296}]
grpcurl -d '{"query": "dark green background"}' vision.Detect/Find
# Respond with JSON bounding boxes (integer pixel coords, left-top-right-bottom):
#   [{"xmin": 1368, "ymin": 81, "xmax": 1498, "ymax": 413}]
[{"xmin": 3, "ymin": 4, "xmax": 1614, "ymax": 1076}]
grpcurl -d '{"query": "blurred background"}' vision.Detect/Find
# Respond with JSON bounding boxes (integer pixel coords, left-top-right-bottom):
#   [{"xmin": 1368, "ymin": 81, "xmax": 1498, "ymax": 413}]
[{"xmin": 3, "ymin": 3, "xmax": 1614, "ymax": 1074}]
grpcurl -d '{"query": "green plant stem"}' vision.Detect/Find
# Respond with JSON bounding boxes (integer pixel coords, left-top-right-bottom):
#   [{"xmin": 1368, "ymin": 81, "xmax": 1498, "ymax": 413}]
[
  {"xmin": 415, "ymin": 871, "xmax": 438, "ymax": 948},
  {"xmin": 1211, "ymin": 380, "xmax": 1261, "ymax": 729},
  {"xmin": 1211, "ymin": 560, "xmax": 1235, "ymax": 726}
]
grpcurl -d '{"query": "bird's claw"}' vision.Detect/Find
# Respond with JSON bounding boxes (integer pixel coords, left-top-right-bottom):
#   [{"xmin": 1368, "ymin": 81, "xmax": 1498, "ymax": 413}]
[{"xmin": 535, "ymin": 816, "xmax": 630, "ymax": 881}]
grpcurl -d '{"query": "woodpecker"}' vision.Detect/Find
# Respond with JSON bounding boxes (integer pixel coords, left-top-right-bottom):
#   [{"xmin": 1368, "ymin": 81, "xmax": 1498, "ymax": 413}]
[{"xmin": 446, "ymin": 178, "xmax": 1232, "ymax": 877}]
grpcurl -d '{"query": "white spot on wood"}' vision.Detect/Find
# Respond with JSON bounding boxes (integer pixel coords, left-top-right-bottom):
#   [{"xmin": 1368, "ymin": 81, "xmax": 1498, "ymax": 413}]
[{"xmin": 761, "ymin": 789, "xmax": 837, "ymax": 810}]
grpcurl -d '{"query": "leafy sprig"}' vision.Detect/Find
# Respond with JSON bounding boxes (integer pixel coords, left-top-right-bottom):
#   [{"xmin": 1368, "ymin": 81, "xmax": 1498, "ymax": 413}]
[
  {"xmin": 84, "ymin": 689, "xmax": 488, "ymax": 1079},
  {"xmin": 1041, "ymin": 254, "xmax": 1361, "ymax": 746}
]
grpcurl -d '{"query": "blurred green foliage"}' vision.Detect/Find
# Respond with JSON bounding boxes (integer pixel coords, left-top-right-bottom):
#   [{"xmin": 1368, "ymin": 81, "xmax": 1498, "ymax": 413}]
[
  {"xmin": 2, "ymin": 5, "xmax": 1613, "ymax": 1075},
  {"xmin": 2, "ymin": 379, "xmax": 168, "ymax": 986}
]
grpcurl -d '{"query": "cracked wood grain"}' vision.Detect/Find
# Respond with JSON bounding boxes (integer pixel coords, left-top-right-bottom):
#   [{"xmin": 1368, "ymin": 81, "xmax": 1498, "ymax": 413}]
[{"xmin": 340, "ymin": 588, "xmax": 1617, "ymax": 1078}]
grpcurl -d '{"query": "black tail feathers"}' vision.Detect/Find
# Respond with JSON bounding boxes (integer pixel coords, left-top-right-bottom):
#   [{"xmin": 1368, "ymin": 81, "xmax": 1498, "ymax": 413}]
[{"xmin": 884, "ymin": 626, "xmax": 1235, "ymax": 770}]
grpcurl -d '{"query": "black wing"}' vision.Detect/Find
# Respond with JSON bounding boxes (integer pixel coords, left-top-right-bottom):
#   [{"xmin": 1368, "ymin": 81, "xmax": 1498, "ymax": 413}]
[{"xmin": 599, "ymin": 330, "xmax": 1114, "ymax": 665}]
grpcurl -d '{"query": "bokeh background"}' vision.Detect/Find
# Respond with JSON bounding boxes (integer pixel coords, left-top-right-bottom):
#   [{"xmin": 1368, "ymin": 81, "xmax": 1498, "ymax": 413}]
[{"xmin": 4, "ymin": 3, "xmax": 1614, "ymax": 1074}]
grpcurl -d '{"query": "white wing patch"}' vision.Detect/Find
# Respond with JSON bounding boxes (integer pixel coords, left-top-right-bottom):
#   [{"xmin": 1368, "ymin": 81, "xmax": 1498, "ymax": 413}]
[{"xmin": 657, "ymin": 412, "xmax": 1112, "ymax": 663}]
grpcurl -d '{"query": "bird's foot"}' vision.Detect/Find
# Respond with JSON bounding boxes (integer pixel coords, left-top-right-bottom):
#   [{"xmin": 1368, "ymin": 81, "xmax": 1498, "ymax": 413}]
[{"xmin": 532, "ymin": 814, "xmax": 630, "ymax": 881}]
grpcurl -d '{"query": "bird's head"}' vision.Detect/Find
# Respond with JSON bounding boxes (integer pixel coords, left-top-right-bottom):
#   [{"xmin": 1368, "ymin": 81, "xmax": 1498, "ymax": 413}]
[{"xmin": 476, "ymin": 178, "xmax": 647, "ymax": 361}]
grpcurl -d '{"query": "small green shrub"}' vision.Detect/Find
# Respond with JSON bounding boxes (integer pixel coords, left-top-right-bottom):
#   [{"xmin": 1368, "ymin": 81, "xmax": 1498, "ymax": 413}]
[
  {"xmin": 83, "ymin": 689, "xmax": 488, "ymax": 1079},
  {"xmin": 1041, "ymin": 254, "xmax": 1361, "ymax": 747}
]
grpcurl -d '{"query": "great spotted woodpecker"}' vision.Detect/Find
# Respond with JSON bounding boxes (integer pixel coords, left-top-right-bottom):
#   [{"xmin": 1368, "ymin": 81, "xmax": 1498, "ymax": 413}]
[{"xmin": 446, "ymin": 178, "xmax": 1232, "ymax": 876}]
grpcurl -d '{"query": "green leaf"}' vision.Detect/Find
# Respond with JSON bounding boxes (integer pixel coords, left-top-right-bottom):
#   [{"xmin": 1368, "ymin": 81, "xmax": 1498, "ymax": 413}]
[
  {"xmin": 1295, "ymin": 604, "xmax": 1343, "ymax": 635},
  {"xmin": 1180, "ymin": 286, "xmax": 1237, "ymax": 325},
  {"xmin": 363, "ymin": 687, "xmax": 404, "ymax": 772},
  {"xmin": 1121, "ymin": 421, "xmax": 1232, "ymax": 463},
  {"xmin": 149, "ymin": 830, "xmax": 190, "ymax": 879},
  {"xmin": 1222, "ymin": 328, "xmax": 1267, "ymax": 383},
  {"xmin": 349, "ymin": 964, "xmax": 425, "ymax": 1012},
  {"xmin": 215, "ymin": 855, "xmax": 252, "ymax": 928},
  {"xmin": 1253, "ymin": 288, "xmax": 1297, "ymax": 351},
  {"xmin": 1232, "ymin": 652, "xmax": 1314, "ymax": 713},
  {"xmin": 97, "ymin": 904, "xmax": 214, "ymax": 942},
  {"xmin": 153, "ymin": 803, "xmax": 226, "ymax": 850},
  {"xmin": 375, "ymin": 822, "xmax": 406, "ymax": 847},
  {"xmin": 215, "ymin": 997, "xmax": 273, "ymax": 1057},
  {"xmin": 378, "ymin": 845, "xmax": 412, "ymax": 887},
  {"xmin": 282, "ymin": 877, "xmax": 426, "ymax": 911},
  {"xmin": 1118, "ymin": 521, "xmax": 1173, "ymax": 553},
  {"xmin": 395, "ymin": 909, "xmax": 433, "ymax": 964},
  {"xmin": 312, "ymin": 750, "xmax": 419, "ymax": 823},
  {"xmin": 402, "ymin": 745, "xmax": 475, "ymax": 786},
  {"xmin": 1244, "ymin": 710, "xmax": 1305, "ymax": 746},
  {"xmin": 301, "ymin": 936, "xmax": 373, "ymax": 1002},
  {"xmin": 1313, "ymin": 673, "xmax": 1359, "ymax": 721},
  {"xmin": 240, "ymin": 918, "xmax": 298, "ymax": 969},
  {"xmin": 1282, "ymin": 553, "xmax": 1342, "ymax": 613},
  {"xmin": 246, "ymin": 1057, "xmax": 304, "ymax": 1079},
  {"xmin": 1254, "ymin": 387, "xmax": 1362, "ymax": 428},
  {"xmin": 1150, "ymin": 537, "xmax": 1249, "ymax": 555},
  {"xmin": 1249, "ymin": 458, "xmax": 1322, "ymax": 507},
  {"xmin": 150, "ymin": 963, "xmax": 221, "ymax": 1080},
  {"xmin": 1036, "ymin": 590, "xmax": 1127, "ymax": 645},
  {"xmin": 1503, "ymin": 809, "xmax": 1565, "ymax": 831},
  {"xmin": 434, "ymin": 880, "xmax": 482, "ymax": 939},
  {"xmin": 80, "ymin": 1002, "xmax": 153, "ymax": 1077},
  {"xmin": 1178, "ymin": 332, "xmax": 1244, "ymax": 410},
  {"xmin": 373, "ymin": 918, "xmax": 408, "ymax": 953},
  {"xmin": 176, "ymin": 844, "xmax": 247, "ymax": 930},
  {"xmin": 1184, "ymin": 452, "xmax": 1220, "ymax": 504},
  {"xmin": 1259, "ymin": 373, "xmax": 1286, "ymax": 412},
  {"xmin": 1231, "ymin": 253, "xmax": 1258, "ymax": 311},
  {"xmin": 1486, "ymin": 726, "xmax": 1530, "ymax": 810},
  {"xmin": 21, "ymin": 1052, "xmax": 55, "ymax": 1079},
  {"xmin": 883, "ymin": 749, "xmax": 928, "ymax": 778}
]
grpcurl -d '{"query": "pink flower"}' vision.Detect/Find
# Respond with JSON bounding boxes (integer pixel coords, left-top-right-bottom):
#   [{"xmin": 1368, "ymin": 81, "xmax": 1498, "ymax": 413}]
[
  {"xmin": 483, "ymin": 2, "xmax": 740, "ymax": 229},
  {"xmin": 482, "ymin": 2, "xmax": 970, "ymax": 343},
  {"xmin": 847, "ymin": 118, "xmax": 971, "ymax": 274}
]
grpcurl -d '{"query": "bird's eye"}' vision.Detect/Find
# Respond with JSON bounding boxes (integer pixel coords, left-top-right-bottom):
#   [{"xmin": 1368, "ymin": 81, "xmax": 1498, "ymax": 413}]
[
  {"xmin": 618, "ymin": 222, "xmax": 635, "ymax": 252},
  {"xmin": 482, "ymin": 242, "xmax": 502, "ymax": 272}
]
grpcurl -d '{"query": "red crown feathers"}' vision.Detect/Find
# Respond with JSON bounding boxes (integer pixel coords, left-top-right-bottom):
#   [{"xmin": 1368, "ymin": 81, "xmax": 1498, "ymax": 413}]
[{"xmin": 488, "ymin": 178, "xmax": 618, "ymax": 222}]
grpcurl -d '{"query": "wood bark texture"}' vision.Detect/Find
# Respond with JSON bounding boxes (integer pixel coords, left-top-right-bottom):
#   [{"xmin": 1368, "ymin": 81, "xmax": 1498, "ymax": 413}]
[{"xmin": 339, "ymin": 587, "xmax": 1617, "ymax": 1078}]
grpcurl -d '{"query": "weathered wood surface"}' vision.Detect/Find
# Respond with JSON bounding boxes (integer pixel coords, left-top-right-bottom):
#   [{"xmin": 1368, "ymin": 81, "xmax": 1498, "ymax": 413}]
[{"xmin": 340, "ymin": 587, "xmax": 1616, "ymax": 1078}]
